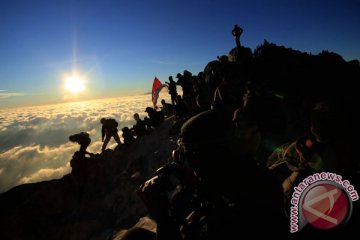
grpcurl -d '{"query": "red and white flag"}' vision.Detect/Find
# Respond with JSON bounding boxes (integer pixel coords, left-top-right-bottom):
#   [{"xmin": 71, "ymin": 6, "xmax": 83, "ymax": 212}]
[{"xmin": 152, "ymin": 77, "xmax": 167, "ymax": 110}]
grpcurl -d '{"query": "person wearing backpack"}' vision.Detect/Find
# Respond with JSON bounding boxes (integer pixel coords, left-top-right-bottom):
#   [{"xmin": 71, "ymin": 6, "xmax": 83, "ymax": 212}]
[
  {"xmin": 69, "ymin": 132, "xmax": 93, "ymax": 157},
  {"xmin": 100, "ymin": 118, "xmax": 121, "ymax": 152}
]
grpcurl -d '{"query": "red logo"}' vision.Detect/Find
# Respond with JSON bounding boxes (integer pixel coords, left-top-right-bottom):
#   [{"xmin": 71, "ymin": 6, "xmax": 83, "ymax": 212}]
[{"xmin": 302, "ymin": 183, "xmax": 349, "ymax": 230}]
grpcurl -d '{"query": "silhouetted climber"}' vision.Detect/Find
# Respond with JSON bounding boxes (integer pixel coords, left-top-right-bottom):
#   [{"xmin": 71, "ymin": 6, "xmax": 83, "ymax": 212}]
[
  {"xmin": 144, "ymin": 107, "xmax": 164, "ymax": 129},
  {"xmin": 265, "ymin": 100, "xmax": 360, "ymax": 235},
  {"xmin": 100, "ymin": 117, "xmax": 121, "ymax": 152},
  {"xmin": 232, "ymin": 24, "xmax": 243, "ymax": 49},
  {"xmin": 69, "ymin": 132, "xmax": 93, "ymax": 157},
  {"xmin": 174, "ymin": 94, "xmax": 189, "ymax": 120},
  {"xmin": 165, "ymin": 76, "xmax": 178, "ymax": 105},
  {"xmin": 268, "ymin": 101, "xmax": 358, "ymax": 194},
  {"xmin": 160, "ymin": 99, "xmax": 174, "ymax": 118},
  {"xmin": 131, "ymin": 113, "xmax": 148, "ymax": 137},
  {"xmin": 122, "ymin": 126, "xmax": 136, "ymax": 145},
  {"xmin": 268, "ymin": 135, "xmax": 322, "ymax": 196},
  {"xmin": 176, "ymin": 71, "xmax": 194, "ymax": 108}
]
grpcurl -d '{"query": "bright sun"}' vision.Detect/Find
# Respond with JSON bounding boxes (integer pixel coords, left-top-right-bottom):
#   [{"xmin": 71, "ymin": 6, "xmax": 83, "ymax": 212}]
[{"xmin": 65, "ymin": 75, "xmax": 85, "ymax": 94}]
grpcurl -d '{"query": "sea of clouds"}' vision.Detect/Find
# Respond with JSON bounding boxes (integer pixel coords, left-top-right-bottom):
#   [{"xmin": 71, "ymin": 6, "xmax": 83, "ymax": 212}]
[{"xmin": 0, "ymin": 93, "xmax": 171, "ymax": 193}]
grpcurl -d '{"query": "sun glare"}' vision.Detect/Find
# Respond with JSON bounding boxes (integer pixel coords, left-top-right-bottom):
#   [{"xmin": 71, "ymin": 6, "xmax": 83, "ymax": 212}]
[{"xmin": 65, "ymin": 75, "xmax": 85, "ymax": 94}]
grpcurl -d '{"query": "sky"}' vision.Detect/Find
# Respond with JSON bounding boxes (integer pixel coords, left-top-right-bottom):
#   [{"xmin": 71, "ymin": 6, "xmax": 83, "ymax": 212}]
[{"xmin": 1, "ymin": 0, "xmax": 360, "ymax": 108}]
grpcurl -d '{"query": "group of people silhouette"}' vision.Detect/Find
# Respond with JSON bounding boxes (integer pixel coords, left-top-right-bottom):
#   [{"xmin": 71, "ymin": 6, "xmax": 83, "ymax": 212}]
[
  {"xmin": 122, "ymin": 24, "xmax": 359, "ymax": 239},
  {"xmin": 68, "ymin": 104, "xmax": 174, "ymax": 200},
  {"xmin": 68, "ymin": 24, "xmax": 358, "ymax": 239},
  {"xmin": 69, "ymin": 106, "xmax": 170, "ymax": 157}
]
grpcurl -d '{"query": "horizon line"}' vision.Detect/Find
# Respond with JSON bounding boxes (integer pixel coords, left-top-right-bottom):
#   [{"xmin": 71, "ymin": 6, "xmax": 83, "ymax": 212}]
[{"xmin": 0, "ymin": 92, "xmax": 152, "ymax": 111}]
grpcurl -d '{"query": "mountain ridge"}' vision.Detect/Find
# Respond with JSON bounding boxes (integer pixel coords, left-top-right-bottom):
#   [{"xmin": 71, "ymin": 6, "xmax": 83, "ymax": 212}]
[{"xmin": 1, "ymin": 41, "xmax": 359, "ymax": 240}]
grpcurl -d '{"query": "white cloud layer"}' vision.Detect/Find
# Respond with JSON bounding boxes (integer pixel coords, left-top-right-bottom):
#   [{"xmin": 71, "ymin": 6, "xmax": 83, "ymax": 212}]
[
  {"xmin": 0, "ymin": 93, "xmax": 171, "ymax": 192},
  {"xmin": 0, "ymin": 90, "xmax": 25, "ymax": 99}
]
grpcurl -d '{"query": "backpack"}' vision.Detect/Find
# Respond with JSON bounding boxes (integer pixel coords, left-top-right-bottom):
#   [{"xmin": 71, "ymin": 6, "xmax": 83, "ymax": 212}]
[{"xmin": 107, "ymin": 119, "xmax": 118, "ymax": 128}]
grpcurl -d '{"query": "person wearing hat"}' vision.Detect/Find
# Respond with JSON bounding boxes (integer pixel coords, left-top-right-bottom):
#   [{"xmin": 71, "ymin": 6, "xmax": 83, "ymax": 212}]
[
  {"xmin": 137, "ymin": 109, "xmax": 288, "ymax": 239},
  {"xmin": 69, "ymin": 132, "xmax": 93, "ymax": 157}
]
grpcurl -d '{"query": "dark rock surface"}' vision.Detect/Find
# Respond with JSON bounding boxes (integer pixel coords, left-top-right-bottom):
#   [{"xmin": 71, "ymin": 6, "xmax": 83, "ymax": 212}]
[{"xmin": 0, "ymin": 118, "xmax": 177, "ymax": 240}]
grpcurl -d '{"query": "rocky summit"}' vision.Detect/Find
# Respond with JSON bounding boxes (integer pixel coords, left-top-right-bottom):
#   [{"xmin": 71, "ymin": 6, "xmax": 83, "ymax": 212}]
[{"xmin": 1, "ymin": 41, "xmax": 359, "ymax": 240}]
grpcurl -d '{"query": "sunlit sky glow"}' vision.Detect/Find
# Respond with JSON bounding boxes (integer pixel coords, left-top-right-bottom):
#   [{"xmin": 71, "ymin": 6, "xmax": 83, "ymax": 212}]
[
  {"xmin": 1, "ymin": 0, "xmax": 360, "ymax": 108},
  {"xmin": 65, "ymin": 75, "xmax": 85, "ymax": 94}
]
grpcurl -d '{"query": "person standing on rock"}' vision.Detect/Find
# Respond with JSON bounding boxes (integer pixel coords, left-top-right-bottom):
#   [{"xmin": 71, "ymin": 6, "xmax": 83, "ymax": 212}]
[
  {"xmin": 165, "ymin": 76, "xmax": 178, "ymax": 106},
  {"xmin": 232, "ymin": 24, "xmax": 243, "ymax": 49},
  {"xmin": 100, "ymin": 118, "xmax": 122, "ymax": 152}
]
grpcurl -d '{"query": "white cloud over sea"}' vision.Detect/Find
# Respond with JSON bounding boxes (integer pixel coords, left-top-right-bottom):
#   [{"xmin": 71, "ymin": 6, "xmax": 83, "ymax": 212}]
[{"xmin": 0, "ymin": 93, "xmax": 171, "ymax": 192}]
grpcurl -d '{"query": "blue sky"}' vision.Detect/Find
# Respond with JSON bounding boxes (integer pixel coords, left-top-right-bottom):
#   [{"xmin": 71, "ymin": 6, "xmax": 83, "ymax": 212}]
[{"xmin": 1, "ymin": 0, "xmax": 360, "ymax": 108}]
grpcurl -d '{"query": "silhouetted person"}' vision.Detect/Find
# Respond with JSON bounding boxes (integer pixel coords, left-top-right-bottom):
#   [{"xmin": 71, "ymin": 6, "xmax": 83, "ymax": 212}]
[
  {"xmin": 131, "ymin": 113, "xmax": 148, "ymax": 137},
  {"xmin": 122, "ymin": 126, "xmax": 136, "ymax": 145},
  {"xmin": 165, "ymin": 76, "xmax": 178, "ymax": 105},
  {"xmin": 267, "ymin": 100, "xmax": 360, "ymax": 240},
  {"xmin": 69, "ymin": 132, "xmax": 92, "ymax": 157},
  {"xmin": 144, "ymin": 107, "xmax": 164, "ymax": 129},
  {"xmin": 160, "ymin": 99, "xmax": 174, "ymax": 118},
  {"xmin": 100, "ymin": 118, "xmax": 121, "ymax": 152},
  {"xmin": 269, "ymin": 101, "xmax": 358, "ymax": 187},
  {"xmin": 174, "ymin": 94, "xmax": 188, "ymax": 120},
  {"xmin": 176, "ymin": 70, "xmax": 193, "ymax": 105},
  {"xmin": 232, "ymin": 24, "xmax": 243, "ymax": 49}
]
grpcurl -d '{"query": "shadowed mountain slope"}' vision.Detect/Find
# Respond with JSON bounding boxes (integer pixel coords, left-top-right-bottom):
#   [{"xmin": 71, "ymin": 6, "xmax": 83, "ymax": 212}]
[
  {"xmin": 0, "ymin": 118, "xmax": 177, "ymax": 240},
  {"xmin": 1, "ymin": 41, "xmax": 359, "ymax": 240}
]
